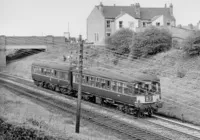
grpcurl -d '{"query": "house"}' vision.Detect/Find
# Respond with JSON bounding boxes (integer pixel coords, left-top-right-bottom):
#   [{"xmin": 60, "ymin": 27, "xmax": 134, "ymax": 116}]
[{"xmin": 87, "ymin": 2, "xmax": 176, "ymax": 44}]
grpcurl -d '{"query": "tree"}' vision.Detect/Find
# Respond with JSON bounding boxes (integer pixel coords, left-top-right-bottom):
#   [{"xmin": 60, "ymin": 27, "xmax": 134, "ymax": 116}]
[{"xmin": 131, "ymin": 27, "xmax": 172, "ymax": 58}]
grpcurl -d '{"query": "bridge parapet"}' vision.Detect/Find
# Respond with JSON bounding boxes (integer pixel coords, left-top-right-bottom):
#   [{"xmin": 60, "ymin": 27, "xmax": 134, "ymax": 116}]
[
  {"xmin": 0, "ymin": 36, "xmax": 6, "ymax": 50},
  {"xmin": 0, "ymin": 36, "xmax": 6, "ymax": 70}
]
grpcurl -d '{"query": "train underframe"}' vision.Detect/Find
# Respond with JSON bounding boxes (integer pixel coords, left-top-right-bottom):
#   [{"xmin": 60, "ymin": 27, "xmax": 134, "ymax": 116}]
[{"xmin": 34, "ymin": 80, "xmax": 159, "ymax": 117}]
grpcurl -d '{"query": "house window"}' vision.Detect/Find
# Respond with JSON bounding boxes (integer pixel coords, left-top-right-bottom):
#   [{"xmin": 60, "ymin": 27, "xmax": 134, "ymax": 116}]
[
  {"xmin": 106, "ymin": 20, "xmax": 111, "ymax": 28},
  {"xmin": 106, "ymin": 33, "xmax": 111, "ymax": 37},
  {"xmin": 156, "ymin": 22, "xmax": 160, "ymax": 26},
  {"xmin": 167, "ymin": 22, "xmax": 170, "ymax": 26},
  {"xmin": 96, "ymin": 33, "xmax": 99, "ymax": 41},
  {"xmin": 143, "ymin": 22, "xmax": 146, "ymax": 27},
  {"xmin": 94, "ymin": 33, "xmax": 99, "ymax": 41},
  {"xmin": 119, "ymin": 21, "xmax": 123, "ymax": 28}
]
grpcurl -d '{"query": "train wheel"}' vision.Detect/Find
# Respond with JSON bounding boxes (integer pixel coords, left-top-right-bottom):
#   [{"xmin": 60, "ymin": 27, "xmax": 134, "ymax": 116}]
[
  {"xmin": 39, "ymin": 82, "xmax": 44, "ymax": 87},
  {"xmin": 51, "ymin": 85, "xmax": 56, "ymax": 91},
  {"xmin": 136, "ymin": 110, "xmax": 144, "ymax": 118},
  {"xmin": 60, "ymin": 87, "xmax": 67, "ymax": 94},
  {"xmin": 34, "ymin": 81, "xmax": 39, "ymax": 86},
  {"xmin": 147, "ymin": 109, "xmax": 153, "ymax": 117}
]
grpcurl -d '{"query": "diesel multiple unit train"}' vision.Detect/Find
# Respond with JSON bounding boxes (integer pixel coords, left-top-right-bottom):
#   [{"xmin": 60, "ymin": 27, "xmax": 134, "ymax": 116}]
[{"xmin": 31, "ymin": 61, "xmax": 163, "ymax": 117}]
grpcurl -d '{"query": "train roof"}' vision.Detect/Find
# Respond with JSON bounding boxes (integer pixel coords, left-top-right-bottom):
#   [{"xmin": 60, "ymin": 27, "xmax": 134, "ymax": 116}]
[
  {"xmin": 32, "ymin": 61, "xmax": 160, "ymax": 83},
  {"xmin": 32, "ymin": 61, "xmax": 72, "ymax": 71},
  {"xmin": 73, "ymin": 67, "xmax": 159, "ymax": 83}
]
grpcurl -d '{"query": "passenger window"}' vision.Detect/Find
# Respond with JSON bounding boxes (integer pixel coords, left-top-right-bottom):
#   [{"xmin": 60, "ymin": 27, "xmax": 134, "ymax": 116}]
[
  {"xmin": 100, "ymin": 79, "xmax": 106, "ymax": 89},
  {"xmin": 41, "ymin": 68, "xmax": 44, "ymax": 74},
  {"xmin": 123, "ymin": 83, "xmax": 129, "ymax": 94},
  {"xmin": 51, "ymin": 70, "xmax": 56, "ymax": 77},
  {"xmin": 138, "ymin": 83, "xmax": 145, "ymax": 94},
  {"xmin": 82, "ymin": 75, "xmax": 86, "ymax": 84},
  {"xmin": 33, "ymin": 66, "xmax": 40, "ymax": 73},
  {"xmin": 118, "ymin": 82, "xmax": 123, "ymax": 93},
  {"xmin": 134, "ymin": 84, "xmax": 139, "ymax": 94},
  {"xmin": 90, "ymin": 77, "xmax": 96, "ymax": 87},
  {"xmin": 86, "ymin": 76, "xmax": 89, "ymax": 84},
  {"xmin": 73, "ymin": 75, "xmax": 76, "ymax": 83},
  {"xmin": 105, "ymin": 80, "xmax": 111, "ymax": 90},
  {"xmin": 111, "ymin": 81, "xmax": 117, "ymax": 91},
  {"xmin": 150, "ymin": 82, "xmax": 157, "ymax": 92},
  {"xmin": 64, "ymin": 72, "xmax": 68, "ymax": 80},
  {"xmin": 96, "ymin": 78, "xmax": 101, "ymax": 88}
]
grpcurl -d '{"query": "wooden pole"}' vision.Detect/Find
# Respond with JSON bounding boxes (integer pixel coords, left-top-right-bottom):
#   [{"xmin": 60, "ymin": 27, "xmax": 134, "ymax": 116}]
[{"xmin": 75, "ymin": 35, "xmax": 83, "ymax": 133}]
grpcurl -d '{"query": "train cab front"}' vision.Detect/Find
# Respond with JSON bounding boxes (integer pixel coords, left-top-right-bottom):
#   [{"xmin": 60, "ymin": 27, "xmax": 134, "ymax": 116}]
[{"xmin": 134, "ymin": 81, "xmax": 163, "ymax": 116}]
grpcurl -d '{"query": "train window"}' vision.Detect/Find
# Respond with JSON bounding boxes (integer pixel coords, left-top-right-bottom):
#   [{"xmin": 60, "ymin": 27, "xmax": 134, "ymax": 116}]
[
  {"xmin": 111, "ymin": 81, "xmax": 117, "ymax": 92},
  {"xmin": 73, "ymin": 75, "xmax": 76, "ymax": 83},
  {"xmin": 82, "ymin": 75, "xmax": 86, "ymax": 84},
  {"xmin": 118, "ymin": 82, "xmax": 123, "ymax": 93},
  {"xmin": 51, "ymin": 69, "xmax": 56, "ymax": 77},
  {"xmin": 127, "ymin": 85, "xmax": 133, "ymax": 95},
  {"xmin": 43, "ymin": 68, "xmax": 52, "ymax": 76},
  {"xmin": 150, "ymin": 82, "xmax": 157, "ymax": 92},
  {"xmin": 105, "ymin": 80, "xmax": 111, "ymax": 90},
  {"xmin": 134, "ymin": 84, "xmax": 139, "ymax": 94},
  {"xmin": 86, "ymin": 76, "xmax": 89, "ymax": 84},
  {"xmin": 138, "ymin": 83, "xmax": 145, "ymax": 94},
  {"xmin": 64, "ymin": 72, "xmax": 68, "ymax": 80},
  {"xmin": 90, "ymin": 77, "xmax": 96, "ymax": 87},
  {"xmin": 41, "ymin": 68, "xmax": 44, "ymax": 74},
  {"xmin": 96, "ymin": 77, "xmax": 101, "ymax": 88},
  {"xmin": 100, "ymin": 79, "xmax": 106, "ymax": 89},
  {"xmin": 33, "ymin": 66, "xmax": 41, "ymax": 73},
  {"xmin": 123, "ymin": 83, "xmax": 129, "ymax": 94},
  {"xmin": 157, "ymin": 83, "xmax": 161, "ymax": 92}
]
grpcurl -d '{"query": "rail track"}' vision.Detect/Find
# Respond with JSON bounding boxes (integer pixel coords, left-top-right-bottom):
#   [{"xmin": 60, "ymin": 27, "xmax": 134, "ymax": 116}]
[
  {"xmin": 1, "ymin": 82, "xmax": 170, "ymax": 140},
  {"xmin": 1, "ymin": 73, "xmax": 200, "ymax": 140}
]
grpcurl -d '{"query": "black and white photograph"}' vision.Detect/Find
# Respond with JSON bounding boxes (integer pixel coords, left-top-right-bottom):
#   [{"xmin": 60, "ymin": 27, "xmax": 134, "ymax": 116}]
[{"xmin": 0, "ymin": 0, "xmax": 200, "ymax": 139}]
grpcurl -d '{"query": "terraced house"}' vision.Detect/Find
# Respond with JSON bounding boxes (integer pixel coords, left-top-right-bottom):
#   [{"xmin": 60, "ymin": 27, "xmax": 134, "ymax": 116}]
[{"xmin": 87, "ymin": 2, "xmax": 176, "ymax": 44}]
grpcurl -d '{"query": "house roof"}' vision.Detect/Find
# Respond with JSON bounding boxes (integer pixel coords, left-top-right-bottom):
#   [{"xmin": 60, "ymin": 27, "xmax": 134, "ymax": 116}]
[
  {"xmin": 115, "ymin": 11, "xmax": 134, "ymax": 19},
  {"xmin": 140, "ymin": 8, "xmax": 175, "ymax": 21},
  {"xmin": 151, "ymin": 15, "xmax": 163, "ymax": 22},
  {"xmin": 98, "ymin": 5, "xmax": 175, "ymax": 21},
  {"xmin": 100, "ymin": 6, "xmax": 139, "ymax": 19}
]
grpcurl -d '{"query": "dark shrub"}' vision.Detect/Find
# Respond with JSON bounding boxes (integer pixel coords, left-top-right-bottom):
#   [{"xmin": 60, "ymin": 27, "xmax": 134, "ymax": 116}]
[
  {"xmin": 131, "ymin": 27, "xmax": 172, "ymax": 58},
  {"xmin": 183, "ymin": 31, "xmax": 200, "ymax": 57},
  {"xmin": 105, "ymin": 28, "xmax": 134, "ymax": 57}
]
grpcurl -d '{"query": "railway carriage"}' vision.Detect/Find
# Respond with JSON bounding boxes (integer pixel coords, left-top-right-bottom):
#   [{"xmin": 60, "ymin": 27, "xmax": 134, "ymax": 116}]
[{"xmin": 32, "ymin": 61, "xmax": 163, "ymax": 117}]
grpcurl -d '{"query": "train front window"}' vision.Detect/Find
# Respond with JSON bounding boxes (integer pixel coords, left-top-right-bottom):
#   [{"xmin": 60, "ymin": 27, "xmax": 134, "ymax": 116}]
[
  {"xmin": 134, "ymin": 83, "xmax": 148, "ymax": 95},
  {"xmin": 149, "ymin": 82, "xmax": 160, "ymax": 94}
]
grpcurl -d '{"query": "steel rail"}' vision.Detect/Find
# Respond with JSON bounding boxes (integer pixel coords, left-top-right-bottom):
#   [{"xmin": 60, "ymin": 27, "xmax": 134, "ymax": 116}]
[
  {"xmin": 1, "ymin": 80, "xmax": 171, "ymax": 140},
  {"xmin": 1, "ymin": 73, "xmax": 200, "ymax": 139}
]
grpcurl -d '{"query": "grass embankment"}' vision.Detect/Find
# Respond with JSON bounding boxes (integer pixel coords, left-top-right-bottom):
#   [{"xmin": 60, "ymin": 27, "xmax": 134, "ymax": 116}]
[{"xmin": 4, "ymin": 45, "xmax": 200, "ymax": 126}]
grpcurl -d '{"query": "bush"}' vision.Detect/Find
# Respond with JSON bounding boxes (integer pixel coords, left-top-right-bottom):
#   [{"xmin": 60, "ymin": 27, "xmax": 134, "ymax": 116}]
[
  {"xmin": 105, "ymin": 28, "xmax": 134, "ymax": 57},
  {"xmin": 131, "ymin": 27, "xmax": 172, "ymax": 58},
  {"xmin": 183, "ymin": 31, "xmax": 200, "ymax": 57}
]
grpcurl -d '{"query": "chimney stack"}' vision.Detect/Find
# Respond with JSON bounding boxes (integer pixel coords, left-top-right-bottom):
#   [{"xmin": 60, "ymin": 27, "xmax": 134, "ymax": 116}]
[
  {"xmin": 169, "ymin": 3, "xmax": 173, "ymax": 16},
  {"xmin": 135, "ymin": 3, "xmax": 140, "ymax": 18},
  {"xmin": 99, "ymin": 2, "xmax": 103, "ymax": 12}
]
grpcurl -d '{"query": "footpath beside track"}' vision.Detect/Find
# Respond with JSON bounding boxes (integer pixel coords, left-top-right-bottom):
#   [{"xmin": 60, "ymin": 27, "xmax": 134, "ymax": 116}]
[{"xmin": 0, "ymin": 73, "xmax": 200, "ymax": 140}]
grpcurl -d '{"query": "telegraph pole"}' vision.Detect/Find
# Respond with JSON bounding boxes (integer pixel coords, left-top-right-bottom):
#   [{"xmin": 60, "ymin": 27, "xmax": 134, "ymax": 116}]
[{"xmin": 75, "ymin": 35, "xmax": 83, "ymax": 133}]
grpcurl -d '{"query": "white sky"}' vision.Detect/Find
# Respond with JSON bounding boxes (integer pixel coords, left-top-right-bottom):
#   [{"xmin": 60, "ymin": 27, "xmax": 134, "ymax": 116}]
[{"xmin": 0, "ymin": 0, "xmax": 200, "ymax": 38}]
